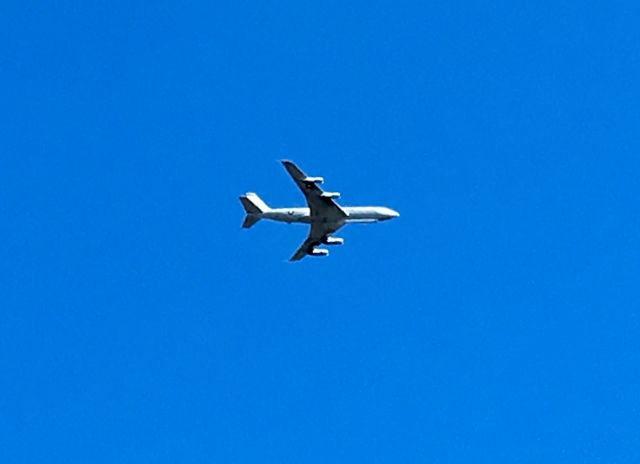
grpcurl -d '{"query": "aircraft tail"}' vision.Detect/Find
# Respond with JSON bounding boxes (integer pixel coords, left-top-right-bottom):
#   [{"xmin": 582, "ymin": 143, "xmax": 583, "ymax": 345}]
[{"xmin": 239, "ymin": 192, "xmax": 269, "ymax": 229}]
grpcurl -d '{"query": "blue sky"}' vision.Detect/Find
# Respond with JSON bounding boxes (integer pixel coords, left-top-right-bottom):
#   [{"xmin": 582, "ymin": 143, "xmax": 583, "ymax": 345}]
[{"xmin": 1, "ymin": 1, "xmax": 640, "ymax": 462}]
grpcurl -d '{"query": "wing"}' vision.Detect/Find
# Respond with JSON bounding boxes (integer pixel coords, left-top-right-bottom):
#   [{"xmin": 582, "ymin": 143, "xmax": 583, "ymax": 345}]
[
  {"xmin": 281, "ymin": 160, "xmax": 348, "ymax": 222},
  {"xmin": 289, "ymin": 221, "xmax": 343, "ymax": 262}
]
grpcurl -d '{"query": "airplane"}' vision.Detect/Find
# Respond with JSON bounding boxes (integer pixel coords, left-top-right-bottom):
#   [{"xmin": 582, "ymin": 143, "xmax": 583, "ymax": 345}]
[{"xmin": 239, "ymin": 160, "xmax": 400, "ymax": 261}]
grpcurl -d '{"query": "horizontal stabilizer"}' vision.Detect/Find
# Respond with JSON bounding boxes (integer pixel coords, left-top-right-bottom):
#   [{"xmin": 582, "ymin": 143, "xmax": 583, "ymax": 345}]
[
  {"xmin": 239, "ymin": 192, "xmax": 268, "ymax": 214},
  {"xmin": 242, "ymin": 214, "xmax": 260, "ymax": 229},
  {"xmin": 239, "ymin": 193, "xmax": 269, "ymax": 229}
]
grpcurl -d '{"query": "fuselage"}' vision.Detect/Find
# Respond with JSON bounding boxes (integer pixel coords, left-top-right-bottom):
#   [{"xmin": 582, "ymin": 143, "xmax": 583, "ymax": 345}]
[{"xmin": 262, "ymin": 206, "xmax": 400, "ymax": 224}]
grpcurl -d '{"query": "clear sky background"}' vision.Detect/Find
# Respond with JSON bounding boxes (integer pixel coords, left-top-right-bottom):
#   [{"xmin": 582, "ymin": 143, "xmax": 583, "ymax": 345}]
[{"xmin": 1, "ymin": 1, "xmax": 639, "ymax": 462}]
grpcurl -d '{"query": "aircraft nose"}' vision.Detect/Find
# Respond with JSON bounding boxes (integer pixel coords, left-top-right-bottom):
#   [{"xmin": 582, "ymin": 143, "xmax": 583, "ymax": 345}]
[{"xmin": 389, "ymin": 209, "xmax": 400, "ymax": 218}]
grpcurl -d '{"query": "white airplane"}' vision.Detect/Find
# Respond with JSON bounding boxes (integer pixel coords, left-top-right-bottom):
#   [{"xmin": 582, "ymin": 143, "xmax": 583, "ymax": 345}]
[{"xmin": 240, "ymin": 160, "xmax": 400, "ymax": 261}]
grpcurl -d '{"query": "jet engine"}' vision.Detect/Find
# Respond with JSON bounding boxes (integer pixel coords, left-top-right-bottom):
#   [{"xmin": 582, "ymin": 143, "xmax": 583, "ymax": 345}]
[
  {"xmin": 309, "ymin": 247, "xmax": 329, "ymax": 257},
  {"xmin": 320, "ymin": 191, "xmax": 340, "ymax": 199},
  {"xmin": 303, "ymin": 176, "xmax": 324, "ymax": 184},
  {"xmin": 322, "ymin": 237, "xmax": 344, "ymax": 245}
]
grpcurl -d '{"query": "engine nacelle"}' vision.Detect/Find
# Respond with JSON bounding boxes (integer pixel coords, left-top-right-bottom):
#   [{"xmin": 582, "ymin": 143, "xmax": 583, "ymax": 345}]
[
  {"xmin": 322, "ymin": 236, "xmax": 344, "ymax": 245},
  {"xmin": 303, "ymin": 176, "xmax": 324, "ymax": 184},
  {"xmin": 320, "ymin": 191, "xmax": 340, "ymax": 199},
  {"xmin": 309, "ymin": 247, "xmax": 329, "ymax": 257}
]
